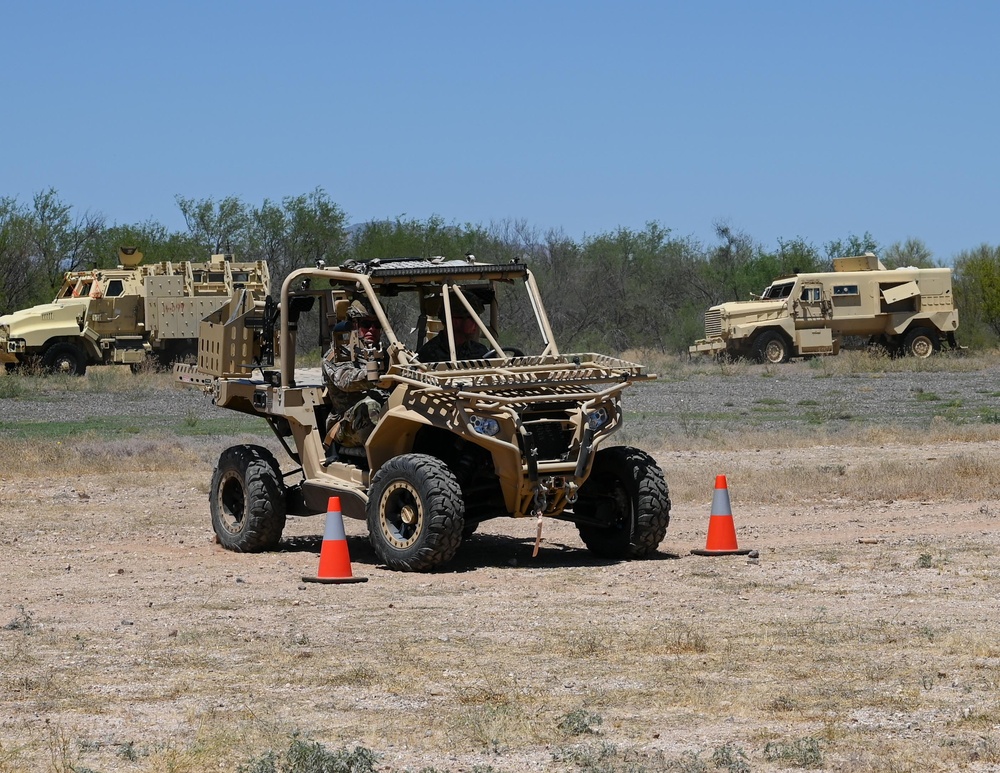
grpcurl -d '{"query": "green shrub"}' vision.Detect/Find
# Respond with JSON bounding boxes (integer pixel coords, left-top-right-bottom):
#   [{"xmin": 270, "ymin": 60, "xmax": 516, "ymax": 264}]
[
  {"xmin": 238, "ymin": 738, "xmax": 378, "ymax": 773},
  {"xmin": 557, "ymin": 708, "xmax": 603, "ymax": 736},
  {"xmin": 763, "ymin": 736, "xmax": 823, "ymax": 768}
]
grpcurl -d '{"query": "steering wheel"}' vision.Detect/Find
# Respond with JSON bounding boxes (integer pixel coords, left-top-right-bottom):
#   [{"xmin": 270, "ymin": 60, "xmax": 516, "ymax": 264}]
[{"xmin": 483, "ymin": 346, "xmax": 526, "ymax": 359}]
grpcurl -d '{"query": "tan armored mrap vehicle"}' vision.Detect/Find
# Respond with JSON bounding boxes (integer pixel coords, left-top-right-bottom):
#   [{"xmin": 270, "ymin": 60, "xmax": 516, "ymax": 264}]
[
  {"xmin": 0, "ymin": 248, "xmax": 269, "ymax": 374},
  {"xmin": 178, "ymin": 256, "xmax": 670, "ymax": 572},
  {"xmin": 689, "ymin": 253, "xmax": 960, "ymax": 363}
]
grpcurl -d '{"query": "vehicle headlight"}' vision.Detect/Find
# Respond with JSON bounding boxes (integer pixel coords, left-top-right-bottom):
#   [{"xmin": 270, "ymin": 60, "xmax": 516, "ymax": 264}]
[
  {"xmin": 470, "ymin": 415, "xmax": 501, "ymax": 437},
  {"xmin": 586, "ymin": 408, "xmax": 609, "ymax": 431}
]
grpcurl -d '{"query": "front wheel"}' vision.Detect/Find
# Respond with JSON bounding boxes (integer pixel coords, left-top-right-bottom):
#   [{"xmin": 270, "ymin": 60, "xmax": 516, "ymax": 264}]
[
  {"xmin": 574, "ymin": 446, "xmax": 671, "ymax": 559},
  {"xmin": 367, "ymin": 454, "xmax": 465, "ymax": 571},
  {"xmin": 210, "ymin": 445, "xmax": 286, "ymax": 552},
  {"xmin": 752, "ymin": 331, "xmax": 789, "ymax": 364},
  {"xmin": 42, "ymin": 342, "xmax": 87, "ymax": 376}
]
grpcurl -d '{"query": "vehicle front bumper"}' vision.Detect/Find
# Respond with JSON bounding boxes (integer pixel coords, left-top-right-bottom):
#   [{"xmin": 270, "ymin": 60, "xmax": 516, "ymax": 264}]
[
  {"xmin": 0, "ymin": 339, "xmax": 23, "ymax": 364},
  {"xmin": 688, "ymin": 338, "xmax": 727, "ymax": 355}
]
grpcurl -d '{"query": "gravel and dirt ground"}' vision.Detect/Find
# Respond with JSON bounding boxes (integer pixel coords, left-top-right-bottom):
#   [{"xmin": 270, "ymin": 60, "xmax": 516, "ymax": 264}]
[{"xmin": 3, "ymin": 359, "xmax": 1000, "ymax": 772}]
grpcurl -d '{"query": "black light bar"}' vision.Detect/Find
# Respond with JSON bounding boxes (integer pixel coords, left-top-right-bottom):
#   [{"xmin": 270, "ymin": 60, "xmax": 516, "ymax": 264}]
[{"xmin": 339, "ymin": 258, "xmax": 529, "ymax": 283}]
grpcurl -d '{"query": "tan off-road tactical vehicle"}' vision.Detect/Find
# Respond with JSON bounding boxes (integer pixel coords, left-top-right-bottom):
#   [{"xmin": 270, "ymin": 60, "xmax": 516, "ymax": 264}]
[
  {"xmin": 0, "ymin": 248, "xmax": 269, "ymax": 375},
  {"xmin": 177, "ymin": 255, "xmax": 670, "ymax": 572},
  {"xmin": 689, "ymin": 253, "xmax": 960, "ymax": 363}
]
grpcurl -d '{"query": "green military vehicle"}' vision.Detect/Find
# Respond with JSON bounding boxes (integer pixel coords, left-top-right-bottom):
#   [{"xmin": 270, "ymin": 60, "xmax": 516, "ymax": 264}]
[
  {"xmin": 689, "ymin": 253, "xmax": 960, "ymax": 363},
  {"xmin": 0, "ymin": 248, "xmax": 270, "ymax": 374},
  {"xmin": 177, "ymin": 255, "xmax": 671, "ymax": 572}
]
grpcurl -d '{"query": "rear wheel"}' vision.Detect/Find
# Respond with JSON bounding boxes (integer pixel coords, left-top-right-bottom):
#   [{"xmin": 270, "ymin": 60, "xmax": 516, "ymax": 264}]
[
  {"xmin": 42, "ymin": 342, "xmax": 87, "ymax": 376},
  {"xmin": 210, "ymin": 445, "xmax": 286, "ymax": 552},
  {"xmin": 367, "ymin": 454, "xmax": 464, "ymax": 571},
  {"xmin": 902, "ymin": 327, "xmax": 939, "ymax": 359},
  {"xmin": 575, "ymin": 446, "xmax": 671, "ymax": 559},
  {"xmin": 155, "ymin": 340, "xmax": 199, "ymax": 368}
]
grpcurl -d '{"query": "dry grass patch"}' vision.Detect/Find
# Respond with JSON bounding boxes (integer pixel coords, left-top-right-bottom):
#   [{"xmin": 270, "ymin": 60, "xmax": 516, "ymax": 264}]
[
  {"xmin": 664, "ymin": 451, "xmax": 1000, "ymax": 506},
  {"xmin": 654, "ymin": 420, "xmax": 1000, "ymax": 456},
  {"xmin": 634, "ymin": 349, "xmax": 1000, "ymax": 379},
  {"xmin": 0, "ymin": 364, "xmax": 175, "ymax": 409},
  {"xmin": 0, "ymin": 436, "xmax": 211, "ymax": 478},
  {"xmin": 11, "ymin": 423, "xmax": 995, "ymax": 504}
]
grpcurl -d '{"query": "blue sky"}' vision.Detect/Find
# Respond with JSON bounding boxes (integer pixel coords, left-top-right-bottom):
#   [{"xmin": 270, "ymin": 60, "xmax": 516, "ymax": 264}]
[{"xmin": 2, "ymin": 1, "xmax": 997, "ymax": 262}]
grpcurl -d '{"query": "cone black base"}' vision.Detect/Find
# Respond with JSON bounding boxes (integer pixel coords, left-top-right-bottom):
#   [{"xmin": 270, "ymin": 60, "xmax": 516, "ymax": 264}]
[
  {"xmin": 690, "ymin": 548, "xmax": 752, "ymax": 556},
  {"xmin": 302, "ymin": 575, "xmax": 368, "ymax": 584}
]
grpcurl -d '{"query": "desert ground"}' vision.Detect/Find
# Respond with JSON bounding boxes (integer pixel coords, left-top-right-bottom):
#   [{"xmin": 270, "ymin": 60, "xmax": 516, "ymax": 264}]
[{"xmin": 3, "ymin": 354, "xmax": 1000, "ymax": 772}]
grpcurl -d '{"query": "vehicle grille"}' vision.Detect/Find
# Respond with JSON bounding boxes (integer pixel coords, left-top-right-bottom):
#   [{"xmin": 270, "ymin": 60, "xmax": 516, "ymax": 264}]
[
  {"xmin": 521, "ymin": 406, "xmax": 576, "ymax": 461},
  {"xmin": 525, "ymin": 422, "xmax": 574, "ymax": 460},
  {"xmin": 704, "ymin": 309, "xmax": 723, "ymax": 337}
]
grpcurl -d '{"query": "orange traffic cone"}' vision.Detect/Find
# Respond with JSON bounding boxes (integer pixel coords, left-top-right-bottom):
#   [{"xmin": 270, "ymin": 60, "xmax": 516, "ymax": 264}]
[
  {"xmin": 691, "ymin": 475, "xmax": 752, "ymax": 556},
  {"xmin": 302, "ymin": 497, "xmax": 368, "ymax": 583}
]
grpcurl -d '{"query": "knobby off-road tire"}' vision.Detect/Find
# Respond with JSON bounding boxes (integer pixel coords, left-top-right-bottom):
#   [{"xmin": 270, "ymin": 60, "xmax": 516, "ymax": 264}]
[
  {"xmin": 42, "ymin": 342, "xmax": 87, "ymax": 376},
  {"xmin": 575, "ymin": 446, "xmax": 671, "ymax": 560},
  {"xmin": 367, "ymin": 453, "xmax": 465, "ymax": 572},
  {"xmin": 902, "ymin": 327, "xmax": 939, "ymax": 359},
  {"xmin": 210, "ymin": 445, "xmax": 286, "ymax": 552},
  {"xmin": 752, "ymin": 331, "xmax": 789, "ymax": 364}
]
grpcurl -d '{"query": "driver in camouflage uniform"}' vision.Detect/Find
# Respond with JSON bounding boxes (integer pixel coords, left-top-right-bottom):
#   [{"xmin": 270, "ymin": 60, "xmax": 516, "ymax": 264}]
[
  {"xmin": 322, "ymin": 300, "xmax": 388, "ymax": 451},
  {"xmin": 417, "ymin": 295, "xmax": 489, "ymax": 363}
]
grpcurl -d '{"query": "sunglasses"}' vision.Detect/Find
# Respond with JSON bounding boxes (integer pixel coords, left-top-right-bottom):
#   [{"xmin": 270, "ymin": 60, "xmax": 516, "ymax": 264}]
[{"xmin": 357, "ymin": 318, "xmax": 381, "ymax": 329}]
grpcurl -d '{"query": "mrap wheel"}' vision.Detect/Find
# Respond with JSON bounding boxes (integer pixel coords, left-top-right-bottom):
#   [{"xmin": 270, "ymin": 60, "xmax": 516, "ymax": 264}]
[{"xmin": 42, "ymin": 342, "xmax": 87, "ymax": 376}]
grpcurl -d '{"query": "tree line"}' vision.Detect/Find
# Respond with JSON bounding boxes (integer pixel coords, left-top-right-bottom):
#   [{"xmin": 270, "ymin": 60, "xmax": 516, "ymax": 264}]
[{"xmin": 2, "ymin": 187, "xmax": 999, "ymax": 353}]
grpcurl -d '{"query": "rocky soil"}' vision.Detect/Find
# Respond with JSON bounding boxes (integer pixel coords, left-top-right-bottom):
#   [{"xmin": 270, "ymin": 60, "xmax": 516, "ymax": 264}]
[{"xmin": 3, "ymin": 361, "xmax": 1000, "ymax": 772}]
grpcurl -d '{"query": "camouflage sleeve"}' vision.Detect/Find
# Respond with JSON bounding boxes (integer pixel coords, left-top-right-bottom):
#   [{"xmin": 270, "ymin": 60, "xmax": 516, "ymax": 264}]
[{"xmin": 323, "ymin": 357, "xmax": 369, "ymax": 393}]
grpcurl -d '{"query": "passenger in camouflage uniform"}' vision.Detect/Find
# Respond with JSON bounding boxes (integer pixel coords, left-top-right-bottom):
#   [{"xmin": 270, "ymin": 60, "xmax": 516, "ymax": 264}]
[
  {"xmin": 322, "ymin": 300, "xmax": 388, "ymax": 450},
  {"xmin": 417, "ymin": 295, "xmax": 489, "ymax": 363}
]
